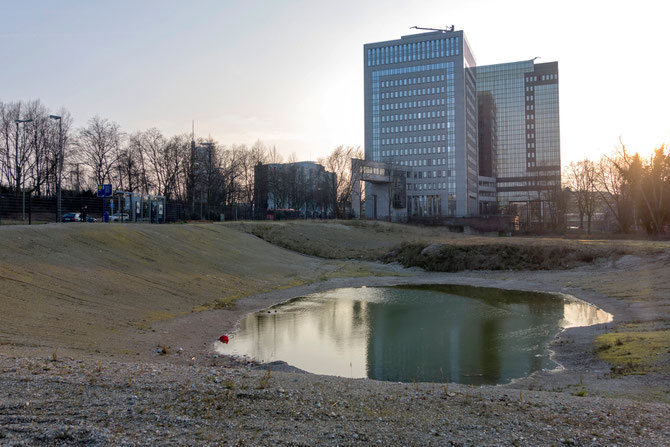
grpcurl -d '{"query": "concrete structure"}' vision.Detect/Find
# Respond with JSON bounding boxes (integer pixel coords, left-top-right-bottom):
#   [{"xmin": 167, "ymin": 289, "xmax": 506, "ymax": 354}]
[{"xmin": 254, "ymin": 161, "xmax": 335, "ymax": 219}]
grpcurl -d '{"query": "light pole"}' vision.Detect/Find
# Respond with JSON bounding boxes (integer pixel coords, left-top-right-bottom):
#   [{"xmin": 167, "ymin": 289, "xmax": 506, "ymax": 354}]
[
  {"xmin": 49, "ymin": 115, "xmax": 63, "ymax": 223},
  {"xmin": 14, "ymin": 119, "xmax": 34, "ymax": 221}
]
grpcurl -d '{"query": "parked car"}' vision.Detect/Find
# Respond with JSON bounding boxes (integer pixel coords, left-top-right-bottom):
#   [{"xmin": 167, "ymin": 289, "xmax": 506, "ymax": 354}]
[
  {"xmin": 62, "ymin": 213, "xmax": 83, "ymax": 222},
  {"xmin": 109, "ymin": 213, "xmax": 130, "ymax": 222},
  {"xmin": 62, "ymin": 213, "xmax": 98, "ymax": 222}
]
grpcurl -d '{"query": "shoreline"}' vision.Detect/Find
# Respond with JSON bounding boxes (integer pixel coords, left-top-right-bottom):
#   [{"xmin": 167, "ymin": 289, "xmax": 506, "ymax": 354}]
[{"xmin": 149, "ymin": 263, "xmax": 632, "ymax": 388}]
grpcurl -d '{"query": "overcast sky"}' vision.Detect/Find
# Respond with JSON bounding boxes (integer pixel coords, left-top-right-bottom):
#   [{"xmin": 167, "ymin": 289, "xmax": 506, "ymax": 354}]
[{"xmin": 2, "ymin": 0, "xmax": 668, "ymax": 165}]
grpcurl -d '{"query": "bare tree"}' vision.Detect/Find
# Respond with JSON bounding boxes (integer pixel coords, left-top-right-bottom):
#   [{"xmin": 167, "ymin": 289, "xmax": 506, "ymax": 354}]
[
  {"xmin": 566, "ymin": 159, "xmax": 598, "ymax": 233},
  {"xmin": 219, "ymin": 144, "xmax": 244, "ymax": 208},
  {"xmin": 131, "ymin": 128, "xmax": 188, "ymax": 200},
  {"xmin": 0, "ymin": 101, "xmax": 31, "ymax": 194},
  {"xmin": 238, "ymin": 140, "xmax": 268, "ymax": 212},
  {"xmin": 594, "ymin": 143, "xmax": 634, "ymax": 233},
  {"xmin": 23, "ymin": 101, "xmax": 51, "ymax": 197},
  {"xmin": 319, "ymin": 145, "xmax": 363, "ymax": 218},
  {"xmin": 75, "ymin": 116, "xmax": 123, "ymax": 188},
  {"xmin": 543, "ymin": 180, "xmax": 568, "ymax": 232},
  {"xmin": 116, "ymin": 132, "xmax": 145, "ymax": 193},
  {"xmin": 268, "ymin": 145, "xmax": 283, "ymax": 164}
]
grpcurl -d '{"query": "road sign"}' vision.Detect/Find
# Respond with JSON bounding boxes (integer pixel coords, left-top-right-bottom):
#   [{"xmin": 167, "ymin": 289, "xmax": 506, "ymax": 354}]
[{"xmin": 97, "ymin": 184, "xmax": 112, "ymax": 197}]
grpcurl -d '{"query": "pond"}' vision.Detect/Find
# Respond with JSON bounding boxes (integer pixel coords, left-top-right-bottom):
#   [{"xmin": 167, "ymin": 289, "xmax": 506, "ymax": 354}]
[{"xmin": 215, "ymin": 284, "xmax": 612, "ymax": 385}]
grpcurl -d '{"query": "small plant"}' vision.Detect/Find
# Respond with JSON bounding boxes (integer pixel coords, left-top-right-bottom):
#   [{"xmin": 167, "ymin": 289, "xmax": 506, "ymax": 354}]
[
  {"xmin": 223, "ymin": 379, "xmax": 235, "ymax": 389},
  {"xmin": 128, "ymin": 376, "xmax": 133, "ymax": 387},
  {"xmin": 595, "ymin": 342, "xmax": 612, "ymax": 353},
  {"xmin": 519, "ymin": 391, "xmax": 524, "ymax": 408},
  {"xmin": 96, "ymin": 361, "xmax": 102, "ymax": 373},
  {"xmin": 257, "ymin": 367, "xmax": 271, "ymax": 389},
  {"xmin": 51, "ymin": 350, "xmax": 58, "ymax": 362},
  {"xmin": 159, "ymin": 345, "xmax": 169, "ymax": 355},
  {"xmin": 573, "ymin": 389, "xmax": 586, "ymax": 397},
  {"xmin": 615, "ymin": 338, "xmax": 624, "ymax": 346}
]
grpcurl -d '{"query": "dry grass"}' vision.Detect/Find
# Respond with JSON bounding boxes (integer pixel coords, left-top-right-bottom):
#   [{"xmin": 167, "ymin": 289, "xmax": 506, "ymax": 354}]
[
  {"xmin": 228, "ymin": 220, "xmax": 468, "ymax": 260},
  {"xmin": 2, "ymin": 220, "xmax": 668, "ymax": 360},
  {"xmin": 229, "ymin": 220, "xmax": 670, "ymax": 272},
  {"xmin": 382, "ymin": 241, "xmax": 623, "ymax": 271},
  {"xmin": 0, "ymin": 223, "xmax": 334, "ymax": 355}
]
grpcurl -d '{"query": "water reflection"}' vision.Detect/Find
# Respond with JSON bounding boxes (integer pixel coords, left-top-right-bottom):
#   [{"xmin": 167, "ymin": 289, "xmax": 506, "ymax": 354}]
[{"xmin": 215, "ymin": 285, "xmax": 612, "ymax": 385}]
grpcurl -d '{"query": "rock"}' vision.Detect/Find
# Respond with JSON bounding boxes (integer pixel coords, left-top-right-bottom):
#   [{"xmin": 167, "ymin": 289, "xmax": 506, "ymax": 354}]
[{"xmin": 420, "ymin": 244, "xmax": 442, "ymax": 257}]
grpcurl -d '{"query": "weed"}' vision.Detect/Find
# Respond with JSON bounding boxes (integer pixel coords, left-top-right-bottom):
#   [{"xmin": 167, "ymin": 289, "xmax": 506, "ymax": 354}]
[
  {"xmin": 573, "ymin": 390, "xmax": 587, "ymax": 397},
  {"xmin": 222, "ymin": 379, "xmax": 235, "ymax": 390},
  {"xmin": 159, "ymin": 345, "xmax": 169, "ymax": 355},
  {"xmin": 51, "ymin": 350, "xmax": 58, "ymax": 362},
  {"xmin": 96, "ymin": 361, "xmax": 102, "ymax": 373},
  {"xmin": 257, "ymin": 367, "xmax": 271, "ymax": 389},
  {"xmin": 595, "ymin": 342, "xmax": 612, "ymax": 353},
  {"xmin": 596, "ymin": 328, "xmax": 669, "ymax": 375},
  {"xmin": 382, "ymin": 242, "xmax": 616, "ymax": 272}
]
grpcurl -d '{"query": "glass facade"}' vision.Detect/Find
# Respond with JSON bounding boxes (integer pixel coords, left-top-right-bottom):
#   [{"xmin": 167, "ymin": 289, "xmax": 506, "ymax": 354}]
[
  {"xmin": 364, "ymin": 33, "xmax": 559, "ymax": 220},
  {"xmin": 364, "ymin": 31, "xmax": 477, "ymax": 218},
  {"xmin": 476, "ymin": 61, "xmax": 560, "ymax": 207},
  {"xmin": 367, "ymin": 37, "xmax": 460, "ymax": 67}
]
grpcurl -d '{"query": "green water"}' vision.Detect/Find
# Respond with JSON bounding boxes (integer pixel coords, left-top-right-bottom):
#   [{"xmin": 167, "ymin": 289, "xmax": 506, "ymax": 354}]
[{"xmin": 215, "ymin": 284, "xmax": 611, "ymax": 385}]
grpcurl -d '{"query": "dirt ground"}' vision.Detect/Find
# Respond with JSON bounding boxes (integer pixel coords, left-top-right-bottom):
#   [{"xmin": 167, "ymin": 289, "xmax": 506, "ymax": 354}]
[{"xmin": 1, "ymin": 221, "xmax": 669, "ymax": 445}]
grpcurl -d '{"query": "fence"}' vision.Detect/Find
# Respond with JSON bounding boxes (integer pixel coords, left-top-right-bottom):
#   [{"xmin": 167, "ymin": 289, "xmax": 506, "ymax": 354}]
[
  {"xmin": 0, "ymin": 193, "xmax": 180, "ymax": 224},
  {"xmin": 0, "ymin": 192, "xmax": 263, "ymax": 224}
]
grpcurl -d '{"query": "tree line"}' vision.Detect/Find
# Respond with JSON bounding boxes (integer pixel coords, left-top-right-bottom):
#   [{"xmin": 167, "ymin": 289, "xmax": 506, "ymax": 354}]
[
  {"xmin": 565, "ymin": 140, "xmax": 669, "ymax": 235},
  {"xmin": 1, "ymin": 99, "xmax": 362, "ymax": 220}
]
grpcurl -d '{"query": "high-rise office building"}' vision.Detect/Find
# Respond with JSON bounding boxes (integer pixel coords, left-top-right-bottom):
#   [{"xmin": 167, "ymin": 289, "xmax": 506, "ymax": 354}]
[
  {"xmin": 360, "ymin": 30, "xmax": 560, "ymax": 223},
  {"xmin": 476, "ymin": 61, "xmax": 560, "ymax": 217},
  {"xmin": 363, "ymin": 29, "xmax": 479, "ymax": 219}
]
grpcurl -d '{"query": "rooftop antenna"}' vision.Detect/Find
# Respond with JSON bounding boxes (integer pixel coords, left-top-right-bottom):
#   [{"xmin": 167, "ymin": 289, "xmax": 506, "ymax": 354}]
[{"xmin": 410, "ymin": 25, "xmax": 455, "ymax": 33}]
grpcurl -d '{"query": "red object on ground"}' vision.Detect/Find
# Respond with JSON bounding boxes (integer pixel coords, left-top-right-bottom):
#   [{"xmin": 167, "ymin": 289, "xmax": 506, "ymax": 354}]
[{"xmin": 219, "ymin": 334, "xmax": 229, "ymax": 344}]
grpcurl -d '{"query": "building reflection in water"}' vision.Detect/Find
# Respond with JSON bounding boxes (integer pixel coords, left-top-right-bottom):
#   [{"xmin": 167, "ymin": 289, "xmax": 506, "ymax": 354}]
[{"xmin": 215, "ymin": 285, "xmax": 611, "ymax": 385}]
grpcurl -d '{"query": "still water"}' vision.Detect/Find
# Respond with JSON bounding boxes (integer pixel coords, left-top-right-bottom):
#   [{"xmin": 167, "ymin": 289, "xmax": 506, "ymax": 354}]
[{"xmin": 215, "ymin": 285, "xmax": 612, "ymax": 385}]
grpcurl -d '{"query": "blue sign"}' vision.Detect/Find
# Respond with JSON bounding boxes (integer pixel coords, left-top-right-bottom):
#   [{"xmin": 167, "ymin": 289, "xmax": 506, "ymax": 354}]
[{"xmin": 97, "ymin": 184, "xmax": 112, "ymax": 197}]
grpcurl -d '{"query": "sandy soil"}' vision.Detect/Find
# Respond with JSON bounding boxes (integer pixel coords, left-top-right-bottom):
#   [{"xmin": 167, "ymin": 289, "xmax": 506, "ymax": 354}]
[{"xmin": 1, "ymin": 222, "xmax": 669, "ymax": 445}]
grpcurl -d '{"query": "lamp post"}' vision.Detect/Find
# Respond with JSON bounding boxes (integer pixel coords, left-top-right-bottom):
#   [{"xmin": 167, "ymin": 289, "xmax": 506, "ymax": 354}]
[
  {"xmin": 49, "ymin": 115, "xmax": 63, "ymax": 223},
  {"xmin": 14, "ymin": 119, "xmax": 34, "ymax": 221}
]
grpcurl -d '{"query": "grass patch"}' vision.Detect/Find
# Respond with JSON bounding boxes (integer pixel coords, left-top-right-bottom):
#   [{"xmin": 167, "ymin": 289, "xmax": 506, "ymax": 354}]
[{"xmin": 596, "ymin": 327, "xmax": 670, "ymax": 375}]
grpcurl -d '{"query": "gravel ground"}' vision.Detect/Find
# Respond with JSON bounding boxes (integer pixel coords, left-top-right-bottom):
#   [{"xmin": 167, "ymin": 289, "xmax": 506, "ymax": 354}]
[
  {"xmin": 1, "ymin": 353, "xmax": 669, "ymax": 446},
  {"xmin": 2, "ymin": 260, "xmax": 669, "ymax": 446}
]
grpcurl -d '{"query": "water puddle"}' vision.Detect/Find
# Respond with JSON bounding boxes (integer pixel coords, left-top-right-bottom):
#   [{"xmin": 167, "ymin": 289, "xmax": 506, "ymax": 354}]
[{"xmin": 215, "ymin": 284, "xmax": 611, "ymax": 385}]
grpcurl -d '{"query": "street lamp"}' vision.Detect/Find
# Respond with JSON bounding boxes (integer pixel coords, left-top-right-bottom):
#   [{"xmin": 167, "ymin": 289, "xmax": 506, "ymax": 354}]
[
  {"xmin": 14, "ymin": 119, "xmax": 34, "ymax": 221},
  {"xmin": 49, "ymin": 115, "xmax": 63, "ymax": 223}
]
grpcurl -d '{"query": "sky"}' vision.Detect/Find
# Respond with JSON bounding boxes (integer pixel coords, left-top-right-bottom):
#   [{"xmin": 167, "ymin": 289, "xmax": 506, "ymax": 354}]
[{"xmin": 2, "ymin": 0, "xmax": 669, "ymax": 165}]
